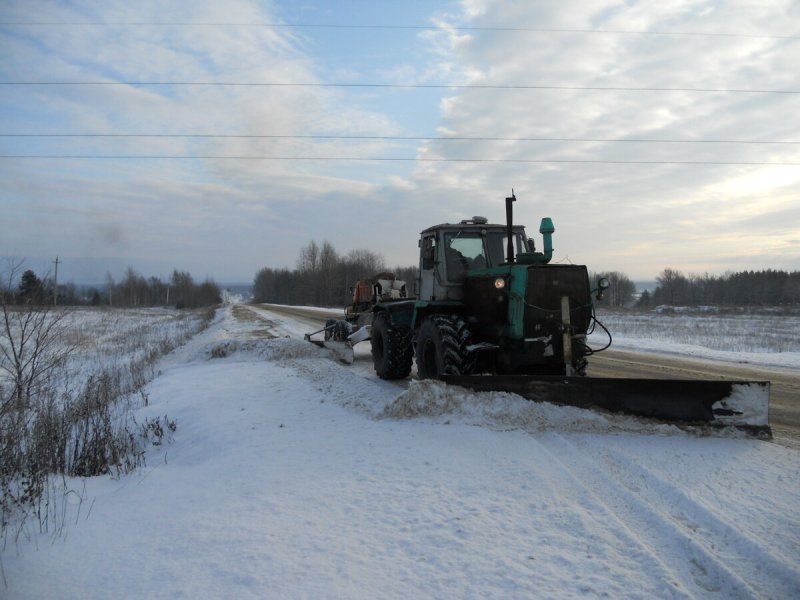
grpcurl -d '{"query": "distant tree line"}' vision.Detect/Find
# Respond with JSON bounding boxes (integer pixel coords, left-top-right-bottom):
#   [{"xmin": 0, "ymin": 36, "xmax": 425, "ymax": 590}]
[
  {"xmin": 253, "ymin": 240, "xmax": 418, "ymax": 307},
  {"xmin": 589, "ymin": 268, "xmax": 800, "ymax": 308},
  {"xmin": 253, "ymin": 245, "xmax": 800, "ymax": 309},
  {"xmin": 639, "ymin": 268, "xmax": 800, "ymax": 307},
  {"xmin": 2, "ymin": 266, "xmax": 221, "ymax": 309}
]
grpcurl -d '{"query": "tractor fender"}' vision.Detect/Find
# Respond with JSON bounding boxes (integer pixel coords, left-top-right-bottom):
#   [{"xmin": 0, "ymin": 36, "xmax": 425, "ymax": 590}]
[
  {"xmin": 409, "ymin": 301, "xmax": 465, "ymax": 330},
  {"xmin": 372, "ymin": 299, "xmax": 416, "ymax": 329}
]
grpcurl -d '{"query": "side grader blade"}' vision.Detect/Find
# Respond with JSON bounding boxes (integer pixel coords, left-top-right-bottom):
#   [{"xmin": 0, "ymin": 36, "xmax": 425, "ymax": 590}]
[
  {"xmin": 442, "ymin": 375, "xmax": 771, "ymax": 436},
  {"xmin": 304, "ymin": 326, "xmax": 355, "ymax": 365},
  {"xmin": 305, "ymin": 337, "xmax": 355, "ymax": 364},
  {"xmin": 305, "ymin": 321, "xmax": 371, "ymax": 366}
]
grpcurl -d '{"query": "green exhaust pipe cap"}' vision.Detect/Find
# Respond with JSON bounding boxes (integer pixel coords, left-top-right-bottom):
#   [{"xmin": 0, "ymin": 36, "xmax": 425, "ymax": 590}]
[
  {"xmin": 518, "ymin": 217, "xmax": 555, "ymax": 264},
  {"xmin": 540, "ymin": 218, "xmax": 554, "ymax": 263}
]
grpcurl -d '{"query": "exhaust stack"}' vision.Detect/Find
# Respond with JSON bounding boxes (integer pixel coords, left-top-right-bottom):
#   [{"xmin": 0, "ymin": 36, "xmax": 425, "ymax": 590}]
[
  {"xmin": 508, "ymin": 192, "xmax": 555, "ymax": 265},
  {"xmin": 505, "ymin": 191, "xmax": 516, "ymax": 264}
]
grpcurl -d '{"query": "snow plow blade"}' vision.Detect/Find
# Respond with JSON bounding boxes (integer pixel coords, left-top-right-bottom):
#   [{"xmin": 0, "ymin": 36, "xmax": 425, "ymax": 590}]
[
  {"xmin": 442, "ymin": 375, "xmax": 771, "ymax": 436},
  {"xmin": 304, "ymin": 338, "xmax": 354, "ymax": 364},
  {"xmin": 303, "ymin": 327, "xmax": 355, "ymax": 365}
]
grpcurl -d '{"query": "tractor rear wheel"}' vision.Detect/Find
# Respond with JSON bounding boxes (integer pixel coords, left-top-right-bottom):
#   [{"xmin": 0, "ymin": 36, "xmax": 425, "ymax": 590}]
[
  {"xmin": 415, "ymin": 314, "xmax": 473, "ymax": 379},
  {"xmin": 371, "ymin": 312, "xmax": 413, "ymax": 379}
]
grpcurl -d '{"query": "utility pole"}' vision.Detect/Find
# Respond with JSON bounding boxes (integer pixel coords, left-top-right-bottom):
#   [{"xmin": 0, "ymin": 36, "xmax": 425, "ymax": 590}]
[{"xmin": 53, "ymin": 255, "xmax": 60, "ymax": 306}]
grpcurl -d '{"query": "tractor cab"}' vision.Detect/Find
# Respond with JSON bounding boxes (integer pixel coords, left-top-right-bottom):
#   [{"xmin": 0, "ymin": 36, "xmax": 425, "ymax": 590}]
[{"xmin": 418, "ymin": 219, "xmax": 530, "ymax": 301}]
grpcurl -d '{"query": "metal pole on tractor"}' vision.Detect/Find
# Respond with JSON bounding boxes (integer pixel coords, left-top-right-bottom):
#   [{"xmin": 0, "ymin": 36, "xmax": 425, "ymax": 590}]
[
  {"xmin": 561, "ymin": 295, "xmax": 574, "ymax": 376},
  {"xmin": 505, "ymin": 190, "xmax": 516, "ymax": 264}
]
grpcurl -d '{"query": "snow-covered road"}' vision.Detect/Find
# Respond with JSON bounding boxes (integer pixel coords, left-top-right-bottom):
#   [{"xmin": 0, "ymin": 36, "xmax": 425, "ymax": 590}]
[{"xmin": 5, "ymin": 305, "xmax": 799, "ymax": 599}]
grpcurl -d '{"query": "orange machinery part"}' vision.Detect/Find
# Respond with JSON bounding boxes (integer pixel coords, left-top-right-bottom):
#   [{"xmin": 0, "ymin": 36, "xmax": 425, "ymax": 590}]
[{"xmin": 353, "ymin": 280, "xmax": 373, "ymax": 304}]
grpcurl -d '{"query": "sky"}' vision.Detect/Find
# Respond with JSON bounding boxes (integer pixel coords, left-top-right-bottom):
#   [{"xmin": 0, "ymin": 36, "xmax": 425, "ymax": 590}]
[{"xmin": 1, "ymin": 0, "xmax": 799, "ymax": 285}]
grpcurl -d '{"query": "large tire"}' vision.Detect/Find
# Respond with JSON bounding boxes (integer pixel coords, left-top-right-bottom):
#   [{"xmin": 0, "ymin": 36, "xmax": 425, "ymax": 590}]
[
  {"xmin": 323, "ymin": 319, "xmax": 337, "ymax": 341},
  {"xmin": 325, "ymin": 319, "xmax": 351, "ymax": 341},
  {"xmin": 333, "ymin": 320, "xmax": 352, "ymax": 341},
  {"xmin": 371, "ymin": 312, "xmax": 413, "ymax": 379},
  {"xmin": 415, "ymin": 314, "xmax": 473, "ymax": 379}
]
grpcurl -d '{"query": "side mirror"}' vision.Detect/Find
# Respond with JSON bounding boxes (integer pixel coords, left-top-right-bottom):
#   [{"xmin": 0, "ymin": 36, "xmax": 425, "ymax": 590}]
[{"xmin": 596, "ymin": 277, "xmax": 610, "ymax": 301}]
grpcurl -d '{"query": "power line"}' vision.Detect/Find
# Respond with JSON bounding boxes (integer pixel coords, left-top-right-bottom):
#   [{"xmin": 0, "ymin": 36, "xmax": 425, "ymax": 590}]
[
  {"xmin": 2, "ymin": 155, "xmax": 798, "ymax": 166},
  {"xmin": 1, "ymin": 81, "xmax": 797, "ymax": 94},
  {"xmin": 1, "ymin": 134, "xmax": 798, "ymax": 144},
  {"xmin": 0, "ymin": 22, "xmax": 795, "ymax": 40}
]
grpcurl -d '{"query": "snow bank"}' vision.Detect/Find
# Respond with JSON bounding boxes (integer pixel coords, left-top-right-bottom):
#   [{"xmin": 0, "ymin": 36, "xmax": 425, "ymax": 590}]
[{"xmin": 386, "ymin": 379, "xmax": 704, "ymax": 437}]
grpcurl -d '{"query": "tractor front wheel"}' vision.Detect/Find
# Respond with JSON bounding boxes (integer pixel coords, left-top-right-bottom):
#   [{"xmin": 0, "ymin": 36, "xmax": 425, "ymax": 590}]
[{"xmin": 415, "ymin": 314, "xmax": 473, "ymax": 379}]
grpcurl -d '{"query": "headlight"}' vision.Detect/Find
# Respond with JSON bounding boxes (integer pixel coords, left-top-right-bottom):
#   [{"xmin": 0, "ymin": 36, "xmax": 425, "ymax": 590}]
[{"xmin": 494, "ymin": 277, "xmax": 506, "ymax": 289}]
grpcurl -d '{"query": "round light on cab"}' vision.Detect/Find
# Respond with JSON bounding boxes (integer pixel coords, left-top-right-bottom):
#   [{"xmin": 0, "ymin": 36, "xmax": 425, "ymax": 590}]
[{"xmin": 494, "ymin": 277, "xmax": 506, "ymax": 289}]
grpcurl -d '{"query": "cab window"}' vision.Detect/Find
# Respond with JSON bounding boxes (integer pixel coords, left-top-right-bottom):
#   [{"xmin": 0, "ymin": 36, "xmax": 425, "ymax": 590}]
[
  {"xmin": 444, "ymin": 232, "xmax": 487, "ymax": 279},
  {"xmin": 486, "ymin": 231, "xmax": 525, "ymax": 266}
]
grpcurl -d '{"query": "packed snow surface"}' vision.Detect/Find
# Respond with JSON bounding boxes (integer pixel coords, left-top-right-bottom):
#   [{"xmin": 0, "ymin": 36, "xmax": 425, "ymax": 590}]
[{"xmin": 4, "ymin": 305, "xmax": 799, "ymax": 599}]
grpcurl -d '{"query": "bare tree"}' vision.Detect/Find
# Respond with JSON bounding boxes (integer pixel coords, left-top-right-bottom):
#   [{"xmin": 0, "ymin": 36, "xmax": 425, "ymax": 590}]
[
  {"xmin": 345, "ymin": 248, "xmax": 386, "ymax": 282},
  {"xmin": 297, "ymin": 241, "xmax": 320, "ymax": 273},
  {"xmin": 1, "ymin": 260, "xmax": 72, "ymax": 410},
  {"xmin": 654, "ymin": 268, "xmax": 690, "ymax": 306},
  {"xmin": 317, "ymin": 241, "xmax": 342, "ymax": 306}
]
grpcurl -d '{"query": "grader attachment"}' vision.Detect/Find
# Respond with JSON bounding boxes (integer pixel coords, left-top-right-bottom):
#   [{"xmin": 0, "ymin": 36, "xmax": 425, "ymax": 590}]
[
  {"xmin": 442, "ymin": 375, "xmax": 771, "ymax": 436},
  {"xmin": 304, "ymin": 272, "xmax": 409, "ymax": 364},
  {"xmin": 304, "ymin": 322, "xmax": 355, "ymax": 365}
]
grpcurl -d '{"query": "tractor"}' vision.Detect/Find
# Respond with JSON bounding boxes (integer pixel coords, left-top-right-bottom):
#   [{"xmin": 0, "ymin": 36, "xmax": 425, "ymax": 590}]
[
  {"xmin": 307, "ymin": 192, "xmax": 770, "ymax": 434},
  {"xmin": 368, "ymin": 192, "xmax": 608, "ymax": 380}
]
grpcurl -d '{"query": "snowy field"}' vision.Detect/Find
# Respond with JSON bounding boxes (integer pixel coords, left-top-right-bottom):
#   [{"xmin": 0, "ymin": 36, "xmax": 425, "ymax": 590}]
[
  {"xmin": 591, "ymin": 309, "xmax": 800, "ymax": 372},
  {"xmin": 1, "ymin": 306, "xmax": 212, "ymax": 391},
  {"xmin": 3, "ymin": 304, "xmax": 799, "ymax": 598}
]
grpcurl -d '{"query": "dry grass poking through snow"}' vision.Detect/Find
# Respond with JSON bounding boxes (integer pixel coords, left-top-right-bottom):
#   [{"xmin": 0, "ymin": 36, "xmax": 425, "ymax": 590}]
[{"xmin": 1, "ymin": 306, "xmax": 216, "ymax": 550}]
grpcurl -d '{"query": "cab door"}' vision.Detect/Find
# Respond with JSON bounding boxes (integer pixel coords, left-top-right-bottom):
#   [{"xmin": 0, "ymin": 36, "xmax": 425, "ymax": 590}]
[{"xmin": 418, "ymin": 235, "xmax": 436, "ymax": 301}]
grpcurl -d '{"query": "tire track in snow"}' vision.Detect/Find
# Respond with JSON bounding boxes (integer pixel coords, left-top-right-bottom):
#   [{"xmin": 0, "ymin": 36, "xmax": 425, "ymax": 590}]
[
  {"xmin": 234, "ymin": 304, "xmax": 799, "ymax": 596},
  {"xmin": 596, "ymin": 442, "xmax": 800, "ymax": 596},
  {"xmin": 529, "ymin": 435, "xmax": 697, "ymax": 598},
  {"xmin": 540, "ymin": 434, "xmax": 764, "ymax": 599}
]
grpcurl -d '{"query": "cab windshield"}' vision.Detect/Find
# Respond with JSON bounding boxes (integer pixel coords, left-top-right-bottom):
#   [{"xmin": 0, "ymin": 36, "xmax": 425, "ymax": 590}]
[{"xmin": 443, "ymin": 229, "xmax": 526, "ymax": 279}]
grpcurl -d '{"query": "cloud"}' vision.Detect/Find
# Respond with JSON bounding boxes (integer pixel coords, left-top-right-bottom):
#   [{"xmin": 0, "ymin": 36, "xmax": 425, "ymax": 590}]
[
  {"xmin": 1, "ymin": 0, "xmax": 798, "ymax": 283},
  {"xmin": 401, "ymin": 0, "xmax": 800, "ymax": 277}
]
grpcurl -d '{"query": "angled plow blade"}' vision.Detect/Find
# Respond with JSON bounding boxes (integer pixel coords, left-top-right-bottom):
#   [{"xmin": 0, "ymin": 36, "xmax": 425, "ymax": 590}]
[
  {"xmin": 442, "ymin": 375, "xmax": 771, "ymax": 437},
  {"xmin": 320, "ymin": 341, "xmax": 355, "ymax": 365},
  {"xmin": 304, "ymin": 328, "xmax": 355, "ymax": 365},
  {"xmin": 304, "ymin": 337, "xmax": 355, "ymax": 365}
]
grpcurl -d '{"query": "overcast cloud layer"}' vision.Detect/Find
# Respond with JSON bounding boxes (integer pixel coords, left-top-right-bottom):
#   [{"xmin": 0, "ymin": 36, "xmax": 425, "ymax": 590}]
[{"xmin": 1, "ymin": 0, "xmax": 799, "ymax": 284}]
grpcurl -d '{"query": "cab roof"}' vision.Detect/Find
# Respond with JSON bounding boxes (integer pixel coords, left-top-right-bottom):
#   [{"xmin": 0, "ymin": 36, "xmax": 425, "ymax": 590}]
[{"xmin": 419, "ymin": 221, "xmax": 527, "ymax": 235}]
